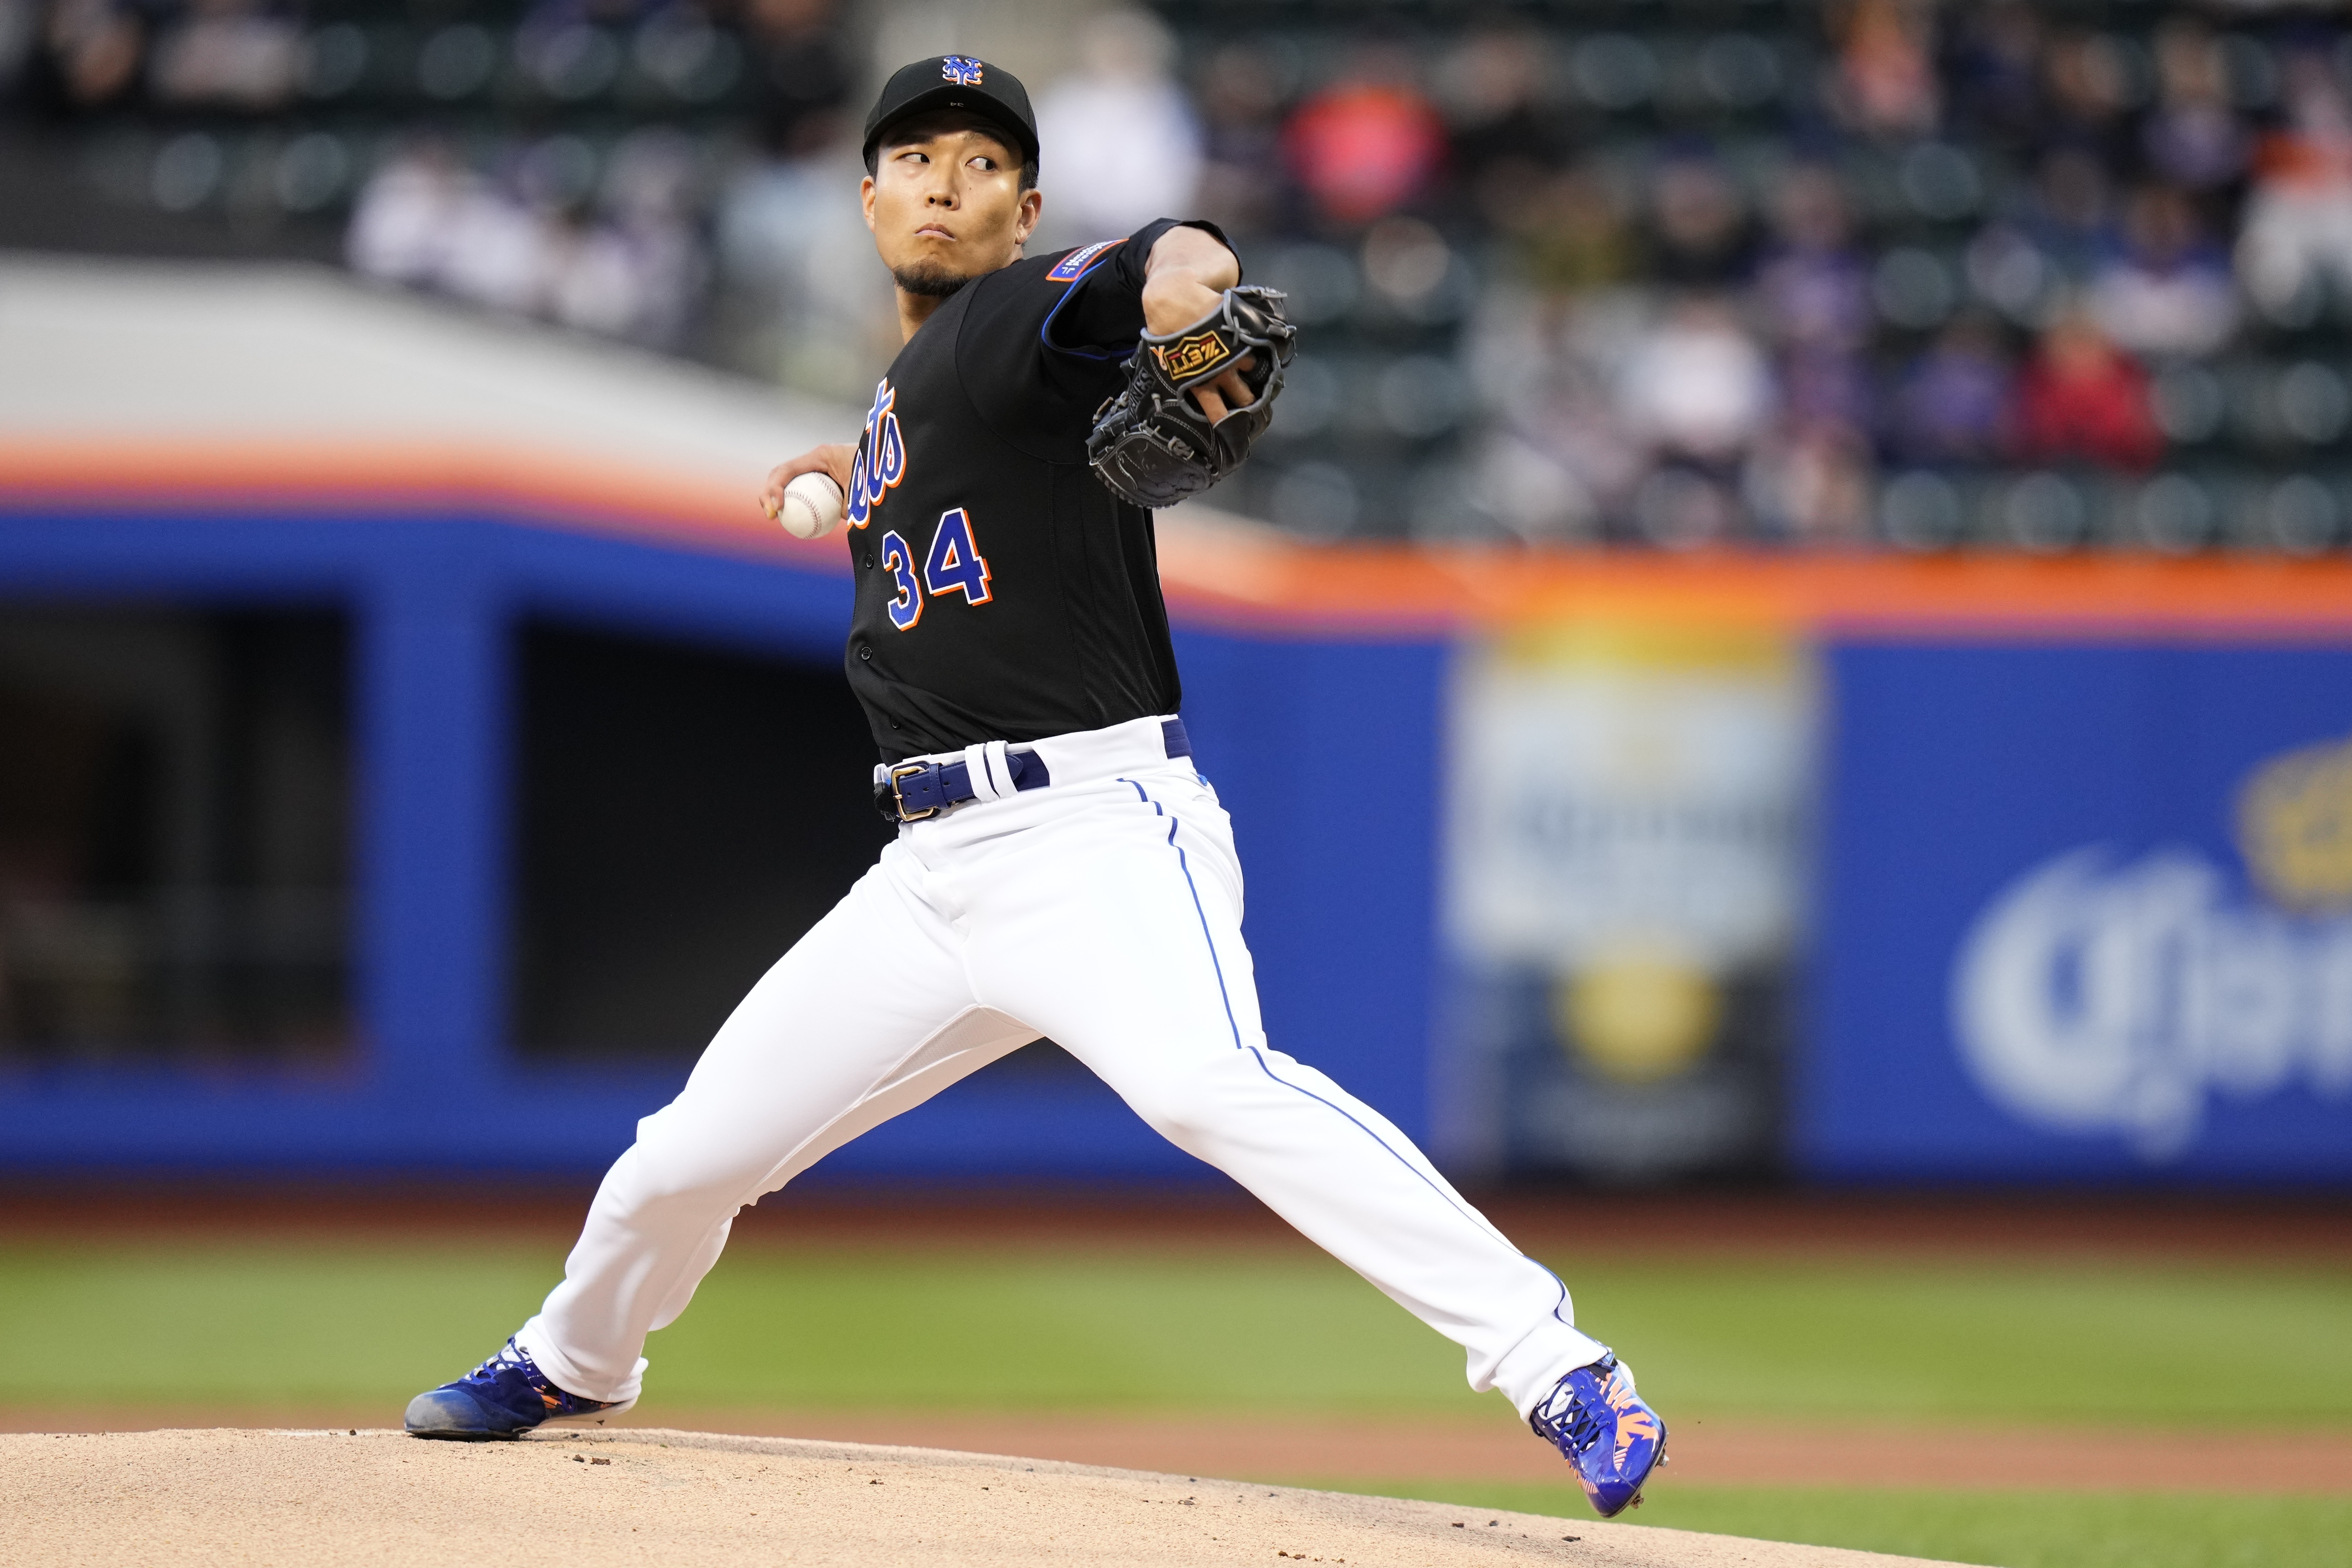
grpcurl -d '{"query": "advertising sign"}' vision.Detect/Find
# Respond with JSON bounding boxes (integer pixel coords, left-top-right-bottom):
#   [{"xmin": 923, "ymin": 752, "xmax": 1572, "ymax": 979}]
[
  {"xmin": 1437, "ymin": 623, "xmax": 1812, "ymax": 1179},
  {"xmin": 1807, "ymin": 644, "xmax": 2352, "ymax": 1180}
]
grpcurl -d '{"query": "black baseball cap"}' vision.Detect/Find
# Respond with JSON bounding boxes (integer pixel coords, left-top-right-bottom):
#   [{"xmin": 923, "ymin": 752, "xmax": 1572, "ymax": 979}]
[{"xmin": 862, "ymin": 56, "xmax": 1039, "ymax": 173}]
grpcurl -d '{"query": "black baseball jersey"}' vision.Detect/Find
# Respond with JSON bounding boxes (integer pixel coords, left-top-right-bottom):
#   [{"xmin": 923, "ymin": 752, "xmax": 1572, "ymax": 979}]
[{"xmin": 841, "ymin": 217, "xmax": 1214, "ymax": 763}]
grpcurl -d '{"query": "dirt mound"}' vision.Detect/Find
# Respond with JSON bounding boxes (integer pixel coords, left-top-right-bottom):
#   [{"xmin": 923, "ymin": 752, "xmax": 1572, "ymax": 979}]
[{"xmin": 2, "ymin": 1426, "xmax": 1974, "ymax": 1567}]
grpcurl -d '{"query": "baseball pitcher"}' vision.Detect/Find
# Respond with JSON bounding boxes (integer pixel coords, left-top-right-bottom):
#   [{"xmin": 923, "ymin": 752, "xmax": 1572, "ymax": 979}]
[{"xmin": 402, "ymin": 54, "xmax": 1667, "ymax": 1519}]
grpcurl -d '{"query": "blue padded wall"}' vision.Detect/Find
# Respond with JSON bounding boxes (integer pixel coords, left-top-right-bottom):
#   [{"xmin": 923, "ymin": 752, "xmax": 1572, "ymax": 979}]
[{"xmin": 0, "ymin": 508, "xmax": 1446, "ymax": 1180}]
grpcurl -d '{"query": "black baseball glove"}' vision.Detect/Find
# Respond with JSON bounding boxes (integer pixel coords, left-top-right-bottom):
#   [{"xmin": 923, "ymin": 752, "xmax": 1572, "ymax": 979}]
[{"xmin": 1087, "ymin": 285, "xmax": 1298, "ymax": 509}]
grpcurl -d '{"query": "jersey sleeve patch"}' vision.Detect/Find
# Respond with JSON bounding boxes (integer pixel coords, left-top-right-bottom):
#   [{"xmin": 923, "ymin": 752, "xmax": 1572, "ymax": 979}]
[{"xmin": 1046, "ymin": 240, "xmax": 1122, "ymax": 283}]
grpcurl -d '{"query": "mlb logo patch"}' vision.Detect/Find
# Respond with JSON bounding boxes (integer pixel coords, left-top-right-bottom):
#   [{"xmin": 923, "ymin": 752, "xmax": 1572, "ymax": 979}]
[
  {"xmin": 941, "ymin": 56, "xmax": 984, "ymax": 86},
  {"xmin": 1046, "ymin": 240, "xmax": 1120, "ymax": 282}
]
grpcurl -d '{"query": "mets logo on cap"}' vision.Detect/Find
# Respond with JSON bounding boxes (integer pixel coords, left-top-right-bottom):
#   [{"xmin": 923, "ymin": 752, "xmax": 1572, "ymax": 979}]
[{"xmin": 941, "ymin": 55, "xmax": 984, "ymax": 86}]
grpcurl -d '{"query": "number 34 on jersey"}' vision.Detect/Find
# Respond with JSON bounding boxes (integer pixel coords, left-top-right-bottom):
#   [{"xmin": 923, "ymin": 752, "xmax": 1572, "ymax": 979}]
[
  {"xmin": 847, "ymin": 373, "xmax": 995, "ymax": 632},
  {"xmin": 879, "ymin": 506, "xmax": 993, "ymax": 631}
]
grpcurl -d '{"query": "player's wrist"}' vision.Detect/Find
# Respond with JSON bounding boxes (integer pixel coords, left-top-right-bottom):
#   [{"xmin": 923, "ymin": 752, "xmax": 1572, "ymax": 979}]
[{"xmin": 1140, "ymin": 274, "xmax": 1227, "ymax": 336}]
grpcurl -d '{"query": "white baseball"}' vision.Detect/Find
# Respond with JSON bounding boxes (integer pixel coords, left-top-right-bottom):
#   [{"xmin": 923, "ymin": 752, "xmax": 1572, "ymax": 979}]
[{"xmin": 777, "ymin": 471, "xmax": 845, "ymax": 540}]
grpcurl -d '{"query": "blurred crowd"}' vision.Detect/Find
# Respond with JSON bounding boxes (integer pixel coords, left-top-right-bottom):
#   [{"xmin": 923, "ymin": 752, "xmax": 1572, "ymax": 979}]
[
  {"xmin": 9, "ymin": 0, "xmax": 2352, "ymax": 551},
  {"xmin": 1148, "ymin": 0, "xmax": 2352, "ymax": 549},
  {"xmin": 1, "ymin": 0, "xmax": 852, "ymax": 352}
]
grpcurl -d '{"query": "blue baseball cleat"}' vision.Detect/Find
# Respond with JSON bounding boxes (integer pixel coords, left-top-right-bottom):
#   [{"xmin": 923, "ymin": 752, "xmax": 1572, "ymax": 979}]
[
  {"xmin": 404, "ymin": 1337, "xmax": 633, "ymax": 1441},
  {"xmin": 1529, "ymin": 1352, "xmax": 1669, "ymax": 1518}
]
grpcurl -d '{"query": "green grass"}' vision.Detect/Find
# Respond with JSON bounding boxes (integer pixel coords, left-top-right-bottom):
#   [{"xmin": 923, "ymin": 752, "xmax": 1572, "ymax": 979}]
[
  {"xmin": 4, "ymin": 1239, "xmax": 2346, "ymax": 1567},
  {"xmin": 1333, "ymin": 1481, "xmax": 2352, "ymax": 1568},
  {"xmin": 0, "ymin": 1243, "xmax": 1455, "ymax": 1411},
  {"xmin": 1, "ymin": 1239, "xmax": 2346, "ymax": 1424},
  {"xmin": 1558, "ymin": 1255, "xmax": 2352, "ymax": 1425}
]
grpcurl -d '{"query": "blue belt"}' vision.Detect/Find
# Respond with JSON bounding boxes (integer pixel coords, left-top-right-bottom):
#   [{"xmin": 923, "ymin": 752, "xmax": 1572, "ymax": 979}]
[{"xmin": 876, "ymin": 719, "xmax": 1190, "ymax": 823}]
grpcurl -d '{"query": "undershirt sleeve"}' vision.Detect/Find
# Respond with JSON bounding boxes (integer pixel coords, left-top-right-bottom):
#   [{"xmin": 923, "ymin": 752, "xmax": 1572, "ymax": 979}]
[
  {"xmin": 953, "ymin": 218, "xmax": 1240, "ymax": 460},
  {"xmin": 1044, "ymin": 218, "xmax": 1237, "ymax": 357}
]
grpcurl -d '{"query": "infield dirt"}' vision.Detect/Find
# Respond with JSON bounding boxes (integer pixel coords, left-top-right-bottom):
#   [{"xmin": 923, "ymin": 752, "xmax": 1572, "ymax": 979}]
[{"xmin": 2, "ymin": 1427, "xmax": 1977, "ymax": 1567}]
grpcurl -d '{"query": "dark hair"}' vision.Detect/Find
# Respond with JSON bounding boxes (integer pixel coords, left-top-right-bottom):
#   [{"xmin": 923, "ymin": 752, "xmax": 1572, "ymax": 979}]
[{"xmin": 865, "ymin": 112, "xmax": 1038, "ymax": 192}]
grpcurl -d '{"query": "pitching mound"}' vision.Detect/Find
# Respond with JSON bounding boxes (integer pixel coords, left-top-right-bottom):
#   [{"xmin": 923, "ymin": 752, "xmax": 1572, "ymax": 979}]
[{"xmin": 1, "ymin": 1427, "xmax": 1975, "ymax": 1566}]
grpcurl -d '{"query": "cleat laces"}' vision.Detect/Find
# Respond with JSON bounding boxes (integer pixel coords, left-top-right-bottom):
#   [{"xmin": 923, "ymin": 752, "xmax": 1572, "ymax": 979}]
[
  {"xmin": 453, "ymin": 1339, "xmax": 607, "ymax": 1418},
  {"xmin": 1528, "ymin": 1362, "xmax": 1611, "ymax": 1461}
]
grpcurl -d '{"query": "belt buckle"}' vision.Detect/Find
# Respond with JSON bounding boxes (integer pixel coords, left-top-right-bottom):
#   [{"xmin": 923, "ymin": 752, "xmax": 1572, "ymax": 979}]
[{"xmin": 888, "ymin": 761, "xmax": 941, "ymax": 822}]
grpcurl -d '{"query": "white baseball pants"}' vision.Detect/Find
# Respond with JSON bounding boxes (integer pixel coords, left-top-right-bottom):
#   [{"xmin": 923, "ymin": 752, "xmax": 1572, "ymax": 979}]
[{"xmin": 516, "ymin": 713, "xmax": 1609, "ymax": 1419}]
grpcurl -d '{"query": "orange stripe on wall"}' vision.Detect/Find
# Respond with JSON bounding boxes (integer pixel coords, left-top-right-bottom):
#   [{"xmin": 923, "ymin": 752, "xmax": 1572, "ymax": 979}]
[
  {"xmin": 0, "ymin": 439, "xmax": 849, "ymax": 574},
  {"xmin": 6, "ymin": 441, "xmax": 2352, "ymax": 639},
  {"xmin": 1157, "ymin": 530, "xmax": 2352, "ymax": 640}
]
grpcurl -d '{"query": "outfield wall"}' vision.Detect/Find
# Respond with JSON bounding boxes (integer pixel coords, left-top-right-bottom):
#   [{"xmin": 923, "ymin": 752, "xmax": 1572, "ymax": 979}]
[
  {"xmin": 3, "ymin": 263, "xmax": 2349, "ymax": 1185},
  {"xmin": 6, "ymin": 470, "xmax": 2349, "ymax": 1185},
  {"xmin": 1811, "ymin": 639, "xmax": 2352, "ymax": 1181},
  {"xmin": 0, "ymin": 484, "xmax": 1446, "ymax": 1181}
]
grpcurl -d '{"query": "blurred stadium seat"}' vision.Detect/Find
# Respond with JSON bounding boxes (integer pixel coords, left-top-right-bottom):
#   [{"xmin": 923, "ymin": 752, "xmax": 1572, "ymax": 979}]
[{"xmin": 6, "ymin": 0, "xmax": 2351, "ymax": 550}]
